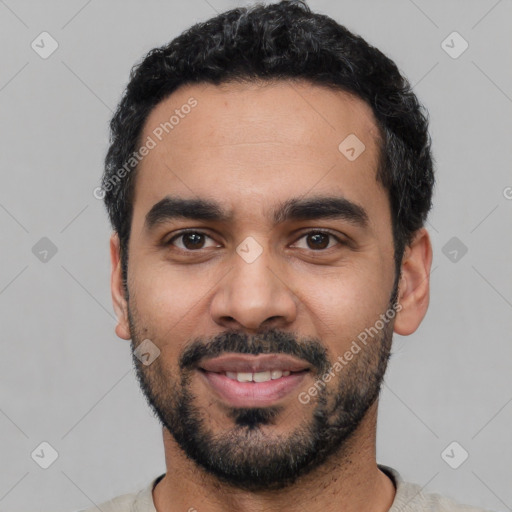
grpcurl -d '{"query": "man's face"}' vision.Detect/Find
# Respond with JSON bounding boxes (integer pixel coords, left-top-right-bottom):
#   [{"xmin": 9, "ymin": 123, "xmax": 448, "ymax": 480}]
[{"xmin": 119, "ymin": 80, "xmax": 399, "ymax": 490}]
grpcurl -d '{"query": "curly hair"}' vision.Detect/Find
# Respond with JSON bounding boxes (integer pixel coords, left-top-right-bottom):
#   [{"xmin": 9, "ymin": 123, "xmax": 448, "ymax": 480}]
[{"xmin": 102, "ymin": 0, "xmax": 434, "ymax": 294}]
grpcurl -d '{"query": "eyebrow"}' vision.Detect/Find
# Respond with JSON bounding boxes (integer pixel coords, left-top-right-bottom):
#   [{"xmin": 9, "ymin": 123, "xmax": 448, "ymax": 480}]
[{"xmin": 144, "ymin": 195, "xmax": 369, "ymax": 231}]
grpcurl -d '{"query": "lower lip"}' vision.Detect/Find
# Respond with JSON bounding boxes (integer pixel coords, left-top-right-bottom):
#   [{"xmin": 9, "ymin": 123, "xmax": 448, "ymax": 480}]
[{"xmin": 199, "ymin": 369, "xmax": 308, "ymax": 407}]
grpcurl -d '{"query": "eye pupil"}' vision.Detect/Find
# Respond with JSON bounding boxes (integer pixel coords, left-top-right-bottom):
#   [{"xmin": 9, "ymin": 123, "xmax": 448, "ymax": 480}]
[
  {"xmin": 307, "ymin": 232, "xmax": 329, "ymax": 250},
  {"xmin": 183, "ymin": 233, "xmax": 204, "ymax": 249}
]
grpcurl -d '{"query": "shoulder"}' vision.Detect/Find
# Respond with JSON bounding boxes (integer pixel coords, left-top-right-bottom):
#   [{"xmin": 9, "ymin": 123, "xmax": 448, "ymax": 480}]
[
  {"xmin": 74, "ymin": 490, "xmax": 139, "ymax": 512},
  {"xmin": 72, "ymin": 474, "xmax": 163, "ymax": 512},
  {"xmin": 393, "ymin": 480, "xmax": 494, "ymax": 512},
  {"xmin": 380, "ymin": 465, "xmax": 496, "ymax": 512}
]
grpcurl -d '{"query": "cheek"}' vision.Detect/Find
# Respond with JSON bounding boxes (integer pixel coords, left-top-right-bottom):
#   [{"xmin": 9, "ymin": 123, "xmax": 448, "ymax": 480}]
[
  {"xmin": 129, "ymin": 263, "xmax": 208, "ymax": 345},
  {"xmin": 297, "ymin": 264, "xmax": 392, "ymax": 342}
]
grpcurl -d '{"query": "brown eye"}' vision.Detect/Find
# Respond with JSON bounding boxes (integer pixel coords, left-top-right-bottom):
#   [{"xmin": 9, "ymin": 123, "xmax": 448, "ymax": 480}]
[
  {"xmin": 291, "ymin": 230, "xmax": 344, "ymax": 251},
  {"xmin": 181, "ymin": 232, "xmax": 205, "ymax": 249},
  {"xmin": 166, "ymin": 231, "xmax": 219, "ymax": 251},
  {"xmin": 306, "ymin": 232, "xmax": 330, "ymax": 250}
]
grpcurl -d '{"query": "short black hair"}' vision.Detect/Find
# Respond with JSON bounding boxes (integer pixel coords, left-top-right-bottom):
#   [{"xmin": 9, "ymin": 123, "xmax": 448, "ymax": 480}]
[{"xmin": 102, "ymin": 0, "xmax": 434, "ymax": 295}]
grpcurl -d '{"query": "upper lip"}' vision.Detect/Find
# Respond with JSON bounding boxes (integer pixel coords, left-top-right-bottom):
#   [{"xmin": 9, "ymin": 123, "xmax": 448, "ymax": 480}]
[{"xmin": 198, "ymin": 354, "xmax": 311, "ymax": 373}]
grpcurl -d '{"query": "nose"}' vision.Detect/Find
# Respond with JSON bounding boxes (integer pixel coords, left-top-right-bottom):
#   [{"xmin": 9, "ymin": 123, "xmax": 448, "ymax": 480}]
[{"xmin": 210, "ymin": 247, "xmax": 298, "ymax": 332}]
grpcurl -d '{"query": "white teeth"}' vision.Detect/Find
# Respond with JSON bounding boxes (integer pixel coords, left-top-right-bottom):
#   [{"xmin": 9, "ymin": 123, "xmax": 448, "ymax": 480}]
[
  {"xmin": 224, "ymin": 370, "xmax": 293, "ymax": 382},
  {"xmin": 253, "ymin": 371, "xmax": 271, "ymax": 382}
]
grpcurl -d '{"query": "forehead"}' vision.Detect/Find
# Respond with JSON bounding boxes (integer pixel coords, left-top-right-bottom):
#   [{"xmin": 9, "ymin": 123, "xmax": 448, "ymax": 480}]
[{"xmin": 132, "ymin": 80, "xmax": 387, "ymax": 230}]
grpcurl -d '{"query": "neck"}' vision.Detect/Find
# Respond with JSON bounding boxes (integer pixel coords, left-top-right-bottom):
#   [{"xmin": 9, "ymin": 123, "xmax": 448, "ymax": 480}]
[{"xmin": 153, "ymin": 401, "xmax": 395, "ymax": 512}]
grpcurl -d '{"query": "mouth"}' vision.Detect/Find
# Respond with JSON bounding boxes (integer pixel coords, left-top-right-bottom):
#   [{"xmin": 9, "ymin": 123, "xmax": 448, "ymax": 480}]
[{"xmin": 197, "ymin": 353, "xmax": 311, "ymax": 407}]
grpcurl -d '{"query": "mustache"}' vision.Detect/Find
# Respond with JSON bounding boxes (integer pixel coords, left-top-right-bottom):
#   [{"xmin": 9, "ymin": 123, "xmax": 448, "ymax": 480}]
[{"xmin": 179, "ymin": 329, "xmax": 330, "ymax": 374}]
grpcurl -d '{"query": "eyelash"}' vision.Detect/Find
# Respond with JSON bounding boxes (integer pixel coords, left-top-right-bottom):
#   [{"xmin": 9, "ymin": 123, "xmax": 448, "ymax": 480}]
[{"xmin": 164, "ymin": 229, "xmax": 346, "ymax": 252}]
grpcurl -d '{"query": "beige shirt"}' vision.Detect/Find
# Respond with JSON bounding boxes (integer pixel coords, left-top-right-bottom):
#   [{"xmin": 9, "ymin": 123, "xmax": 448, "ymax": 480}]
[{"xmin": 76, "ymin": 465, "xmax": 493, "ymax": 512}]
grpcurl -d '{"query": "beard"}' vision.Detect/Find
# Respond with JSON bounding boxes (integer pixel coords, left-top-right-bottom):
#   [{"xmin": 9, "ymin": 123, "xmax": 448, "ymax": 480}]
[{"xmin": 128, "ymin": 302, "xmax": 396, "ymax": 492}]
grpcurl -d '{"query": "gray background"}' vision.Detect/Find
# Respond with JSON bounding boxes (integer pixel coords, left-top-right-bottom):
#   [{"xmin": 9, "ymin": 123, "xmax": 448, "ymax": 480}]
[{"xmin": 0, "ymin": 0, "xmax": 511, "ymax": 510}]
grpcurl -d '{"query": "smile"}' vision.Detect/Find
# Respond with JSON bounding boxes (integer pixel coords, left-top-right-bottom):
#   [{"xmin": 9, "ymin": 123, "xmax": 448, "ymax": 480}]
[
  {"xmin": 196, "ymin": 353, "xmax": 312, "ymax": 407},
  {"xmin": 223, "ymin": 369, "xmax": 291, "ymax": 382}
]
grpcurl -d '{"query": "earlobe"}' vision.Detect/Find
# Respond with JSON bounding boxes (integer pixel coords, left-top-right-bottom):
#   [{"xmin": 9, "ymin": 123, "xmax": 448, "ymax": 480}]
[
  {"xmin": 110, "ymin": 232, "xmax": 131, "ymax": 340},
  {"xmin": 393, "ymin": 228, "xmax": 433, "ymax": 336}
]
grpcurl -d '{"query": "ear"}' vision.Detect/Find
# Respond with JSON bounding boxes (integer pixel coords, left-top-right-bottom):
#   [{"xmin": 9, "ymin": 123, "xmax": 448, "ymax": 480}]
[
  {"xmin": 393, "ymin": 228, "xmax": 433, "ymax": 336},
  {"xmin": 110, "ymin": 232, "xmax": 131, "ymax": 340}
]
